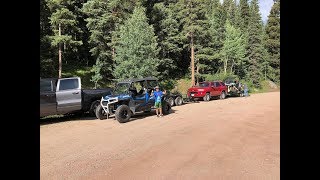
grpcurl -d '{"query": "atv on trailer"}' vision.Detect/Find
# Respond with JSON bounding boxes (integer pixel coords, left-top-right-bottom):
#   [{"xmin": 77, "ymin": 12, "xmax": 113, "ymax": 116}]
[
  {"xmin": 95, "ymin": 77, "xmax": 171, "ymax": 123},
  {"xmin": 224, "ymin": 79, "xmax": 244, "ymax": 97}
]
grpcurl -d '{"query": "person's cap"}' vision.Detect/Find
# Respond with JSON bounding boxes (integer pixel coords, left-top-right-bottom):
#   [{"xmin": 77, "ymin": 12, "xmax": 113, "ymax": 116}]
[{"xmin": 155, "ymin": 86, "xmax": 159, "ymax": 89}]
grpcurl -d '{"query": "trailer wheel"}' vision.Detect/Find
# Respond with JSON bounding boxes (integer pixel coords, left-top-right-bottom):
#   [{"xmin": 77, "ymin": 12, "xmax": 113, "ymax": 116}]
[
  {"xmin": 174, "ymin": 96, "xmax": 183, "ymax": 106},
  {"xmin": 115, "ymin": 105, "xmax": 132, "ymax": 123},
  {"xmin": 167, "ymin": 97, "xmax": 175, "ymax": 106},
  {"xmin": 95, "ymin": 104, "xmax": 107, "ymax": 120},
  {"xmin": 162, "ymin": 101, "xmax": 171, "ymax": 115}
]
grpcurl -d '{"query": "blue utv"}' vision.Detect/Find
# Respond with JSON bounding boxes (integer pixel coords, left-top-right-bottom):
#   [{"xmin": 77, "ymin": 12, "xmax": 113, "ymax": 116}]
[{"xmin": 95, "ymin": 77, "xmax": 171, "ymax": 123}]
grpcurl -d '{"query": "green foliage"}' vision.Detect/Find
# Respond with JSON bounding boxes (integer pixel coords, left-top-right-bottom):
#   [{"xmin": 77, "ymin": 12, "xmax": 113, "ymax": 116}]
[
  {"xmin": 40, "ymin": 0, "xmax": 278, "ymax": 92},
  {"xmin": 82, "ymin": 0, "xmax": 136, "ymax": 85},
  {"xmin": 239, "ymin": 0, "xmax": 250, "ymax": 31},
  {"xmin": 204, "ymin": 72, "xmax": 238, "ymax": 82},
  {"xmin": 222, "ymin": 20, "xmax": 247, "ymax": 76},
  {"xmin": 159, "ymin": 79, "xmax": 177, "ymax": 91},
  {"xmin": 265, "ymin": 0, "xmax": 280, "ymax": 83},
  {"xmin": 46, "ymin": 0, "xmax": 83, "ymax": 47},
  {"xmin": 113, "ymin": 6, "xmax": 160, "ymax": 80},
  {"xmin": 90, "ymin": 59, "xmax": 104, "ymax": 89},
  {"xmin": 208, "ymin": 1, "xmax": 226, "ymax": 74},
  {"xmin": 152, "ymin": 2, "xmax": 182, "ymax": 80},
  {"xmin": 246, "ymin": 0, "xmax": 266, "ymax": 88},
  {"xmin": 41, "ymin": 0, "xmax": 56, "ymax": 78},
  {"xmin": 226, "ymin": 0, "xmax": 237, "ymax": 26}
]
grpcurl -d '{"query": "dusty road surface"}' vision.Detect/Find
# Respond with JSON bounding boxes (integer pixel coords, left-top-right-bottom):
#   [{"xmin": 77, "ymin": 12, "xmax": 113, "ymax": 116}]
[{"xmin": 40, "ymin": 92, "xmax": 280, "ymax": 180}]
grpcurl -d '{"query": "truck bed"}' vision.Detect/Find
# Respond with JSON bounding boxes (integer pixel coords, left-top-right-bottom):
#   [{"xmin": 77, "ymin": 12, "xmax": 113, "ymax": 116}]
[{"xmin": 81, "ymin": 88, "xmax": 113, "ymax": 111}]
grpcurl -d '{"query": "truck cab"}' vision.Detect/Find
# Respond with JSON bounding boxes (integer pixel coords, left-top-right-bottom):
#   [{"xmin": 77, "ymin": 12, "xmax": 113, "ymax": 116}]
[{"xmin": 40, "ymin": 77, "xmax": 82, "ymax": 117}]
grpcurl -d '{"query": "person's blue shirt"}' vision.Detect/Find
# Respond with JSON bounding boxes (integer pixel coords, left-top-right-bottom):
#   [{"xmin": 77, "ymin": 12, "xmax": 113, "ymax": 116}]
[{"xmin": 154, "ymin": 91, "xmax": 163, "ymax": 102}]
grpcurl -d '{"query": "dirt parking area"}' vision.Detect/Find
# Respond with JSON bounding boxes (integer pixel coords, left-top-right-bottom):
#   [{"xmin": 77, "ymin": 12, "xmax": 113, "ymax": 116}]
[{"xmin": 40, "ymin": 92, "xmax": 280, "ymax": 180}]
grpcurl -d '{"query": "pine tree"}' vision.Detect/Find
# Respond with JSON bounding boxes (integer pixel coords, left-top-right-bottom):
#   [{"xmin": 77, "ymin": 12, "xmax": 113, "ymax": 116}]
[
  {"xmin": 41, "ymin": 0, "xmax": 56, "ymax": 77},
  {"xmin": 46, "ymin": 0, "xmax": 82, "ymax": 78},
  {"xmin": 222, "ymin": 20, "xmax": 247, "ymax": 75},
  {"xmin": 227, "ymin": 0, "xmax": 237, "ymax": 26},
  {"xmin": 234, "ymin": 2, "xmax": 243, "ymax": 29},
  {"xmin": 152, "ymin": 2, "xmax": 182, "ymax": 80},
  {"xmin": 175, "ymin": 0, "xmax": 209, "ymax": 86},
  {"xmin": 208, "ymin": 0, "xmax": 226, "ymax": 74},
  {"xmin": 82, "ymin": 0, "xmax": 135, "ymax": 87},
  {"xmin": 265, "ymin": 0, "xmax": 280, "ymax": 83},
  {"xmin": 246, "ymin": 0, "xmax": 265, "ymax": 87},
  {"xmin": 239, "ymin": 0, "xmax": 250, "ymax": 31},
  {"xmin": 113, "ymin": 6, "xmax": 160, "ymax": 80}
]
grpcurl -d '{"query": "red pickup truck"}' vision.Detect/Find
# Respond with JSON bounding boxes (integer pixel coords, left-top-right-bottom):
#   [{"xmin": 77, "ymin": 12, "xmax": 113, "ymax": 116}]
[{"xmin": 187, "ymin": 81, "xmax": 227, "ymax": 101}]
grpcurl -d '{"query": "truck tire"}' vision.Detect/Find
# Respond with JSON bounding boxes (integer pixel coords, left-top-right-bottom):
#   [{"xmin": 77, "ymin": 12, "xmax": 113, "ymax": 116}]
[
  {"xmin": 203, "ymin": 93, "xmax": 210, "ymax": 101},
  {"xmin": 162, "ymin": 101, "xmax": 171, "ymax": 115},
  {"xmin": 115, "ymin": 105, "xmax": 132, "ymax": 123},
  {"xmin": 174, "ymin": 96, "xmax": 183, "ymax": 106},
  {"xmin": 167, "ymin": 97, "xmax": 175, "ymax": 106},
  {"xmin": 220, "ymin": 91, "xmax": 226, "ymax": 99},
  {"xmin": 89, "ymin": 100, "xmax": 100, "ymax": 116},
  {"xmin": 95, "ymin": 104, "xmax": 107, "ymax": 120}
]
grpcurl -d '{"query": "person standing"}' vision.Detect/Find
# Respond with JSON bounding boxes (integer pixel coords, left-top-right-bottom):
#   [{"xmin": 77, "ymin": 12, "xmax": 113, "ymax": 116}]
[
  {"xmin": 153, "ymin": 86, "xmax": 166, "ymax": 117},
  {"xmin": 243, "ymin": 84, "xmax": 249, "ymax": 97}
]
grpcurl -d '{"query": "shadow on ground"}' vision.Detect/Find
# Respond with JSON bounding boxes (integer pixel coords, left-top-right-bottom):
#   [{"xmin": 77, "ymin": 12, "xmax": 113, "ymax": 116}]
[
  {"xmin": 40, "ymin": 109, "xmax": 178, "ymax": 125},
  {"xmin": 40, "ymin": 113, "xmax": 97, "ymax": 126}
]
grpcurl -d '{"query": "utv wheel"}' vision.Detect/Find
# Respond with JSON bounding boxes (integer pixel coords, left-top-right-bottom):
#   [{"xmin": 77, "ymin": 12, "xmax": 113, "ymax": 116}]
[
  {"xmin": 115, "ymin": 105, "xmax": 132, "ymax": 123},
  {"xmin": 162, "ymin": 101, "xmax": 171, "ymax": 115},
  {"xmin": 89, "ymin": 100, "xmax": 100, "ymax": 116},
  {"xmin": 174, "ymin": 96, "xmax": 183, "ymax": 106},
  {"xmin": 203, "ymin": 93, "xmax": 210, "ymax": 101},
  {"xmin": 167, "ymin": 97, "xmax": 175, "ymax": 106},
  {"xmin": 220, "ymin": 91, "xmax": 226, "ymax": 99},
  {"xmin": 95, "ymin": 104, "xmax": 107, "ymax": 120}
]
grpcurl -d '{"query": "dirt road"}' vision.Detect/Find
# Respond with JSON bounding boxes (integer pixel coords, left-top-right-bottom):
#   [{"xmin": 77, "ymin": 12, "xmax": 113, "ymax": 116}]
[{"xmin": 40, "ymin": 92, "xmax": 280, "ymax": 180}]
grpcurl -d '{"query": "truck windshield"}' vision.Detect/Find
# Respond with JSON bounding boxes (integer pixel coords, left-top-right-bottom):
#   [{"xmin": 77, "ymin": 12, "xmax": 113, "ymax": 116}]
[
  {"xmin": 199, "ymin": 83, "xmax": 209, "ymax": 87},
  {"xmin": 114, "ymin": 83, "xmax": 130, "ymax": 94}
]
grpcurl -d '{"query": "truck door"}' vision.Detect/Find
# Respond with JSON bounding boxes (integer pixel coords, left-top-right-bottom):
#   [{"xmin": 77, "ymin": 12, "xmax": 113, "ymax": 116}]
[
  {"xmin": 211, "ymin": 82, "xmax": 220, "ymax": 96},
  {"xmin": 40, "ymin": 79, "xmax": 57, "ymax": 117},
  {"xmin": 56, "ymin": 77, "xmax": 82, "ymax": 113},
  {"xmin": 209, "ymin": 82, "xmax": 214, "ymax": 96},
  {"xmin": 215, "ymin": 82, "xmax": 222, "ymax": 95}
]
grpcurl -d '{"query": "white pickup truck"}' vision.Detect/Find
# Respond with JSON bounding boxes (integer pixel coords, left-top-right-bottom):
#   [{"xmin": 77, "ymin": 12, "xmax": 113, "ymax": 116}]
[{"xmin": 40, "ymin": 77, "xmax": 112, "ymax": 117}]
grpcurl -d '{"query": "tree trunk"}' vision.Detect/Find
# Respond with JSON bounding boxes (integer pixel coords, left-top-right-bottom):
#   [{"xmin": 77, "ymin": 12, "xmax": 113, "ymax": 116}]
[
  {"xmin": 196, "ymin": 63, "xmax": 199, "ymax": 85},
  {"xmin": 224, "ymin": 57, "xmax": 227, "ymax": 75},
  {"xmin": 58, "ymin": 23, "xmax": 62, "ymax": 78},
  {"xmin": 191, "ymin": 35, "xmax": 195, "ymax": 86},
  {"xmin": 230, "ymin": 59, "xmax": 235, "ymax": 74}
]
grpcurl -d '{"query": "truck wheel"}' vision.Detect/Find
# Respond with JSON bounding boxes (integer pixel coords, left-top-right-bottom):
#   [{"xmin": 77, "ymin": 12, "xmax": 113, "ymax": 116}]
[
  {"xmin": 220, "ymin": 91, "xmax": 226, "ymax": 99},
  {"xmin": 203, "ymin": 93, "xmax": 210, "ymax": 101},
  {"xmin": 174, "ymin": 96, "xmax": 183, "ymax": 106},
  {"xmin": 115, "ymin": 105, "xmax": 132, "ymax": 123},
  {"xmin": 89, "ymin": 100, "xmax": 100, "ymax": 116},
  {"xmin": 167, "ymin": 97, "xmax": 175, "ymax": 106},
  {"xmin": 162, "ymin": 101, "xmax": 171, "ymax": 115},
  {"xmin": 95, "ymin": 104, "xmax": 107, "ymax": 120}
]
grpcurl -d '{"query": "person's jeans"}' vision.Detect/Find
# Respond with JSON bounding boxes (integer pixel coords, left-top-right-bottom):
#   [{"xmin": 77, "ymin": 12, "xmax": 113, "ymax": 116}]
[{"xmin": 244, "ymin": 89, "xmax": 248, "ymax": 97}]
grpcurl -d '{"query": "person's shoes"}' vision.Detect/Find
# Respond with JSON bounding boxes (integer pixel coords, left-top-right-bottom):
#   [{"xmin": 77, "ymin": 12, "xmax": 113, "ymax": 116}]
[
  {"xmin": 157, "ymin": 115, "xmax": 160, "ymax": 117},
  {"xmin": 159, "ymin": 114, "xmax": 163, "ymax": 117}
]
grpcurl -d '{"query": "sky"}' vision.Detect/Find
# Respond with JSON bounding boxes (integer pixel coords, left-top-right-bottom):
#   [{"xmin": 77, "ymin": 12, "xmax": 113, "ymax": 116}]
[
  {"xmin": 258, "ymin": 0, "xmax": 274, "ymax": 23},
  {"xmin": 220, "ymin": 0, "xmax": 274, "ymax": 23}
]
